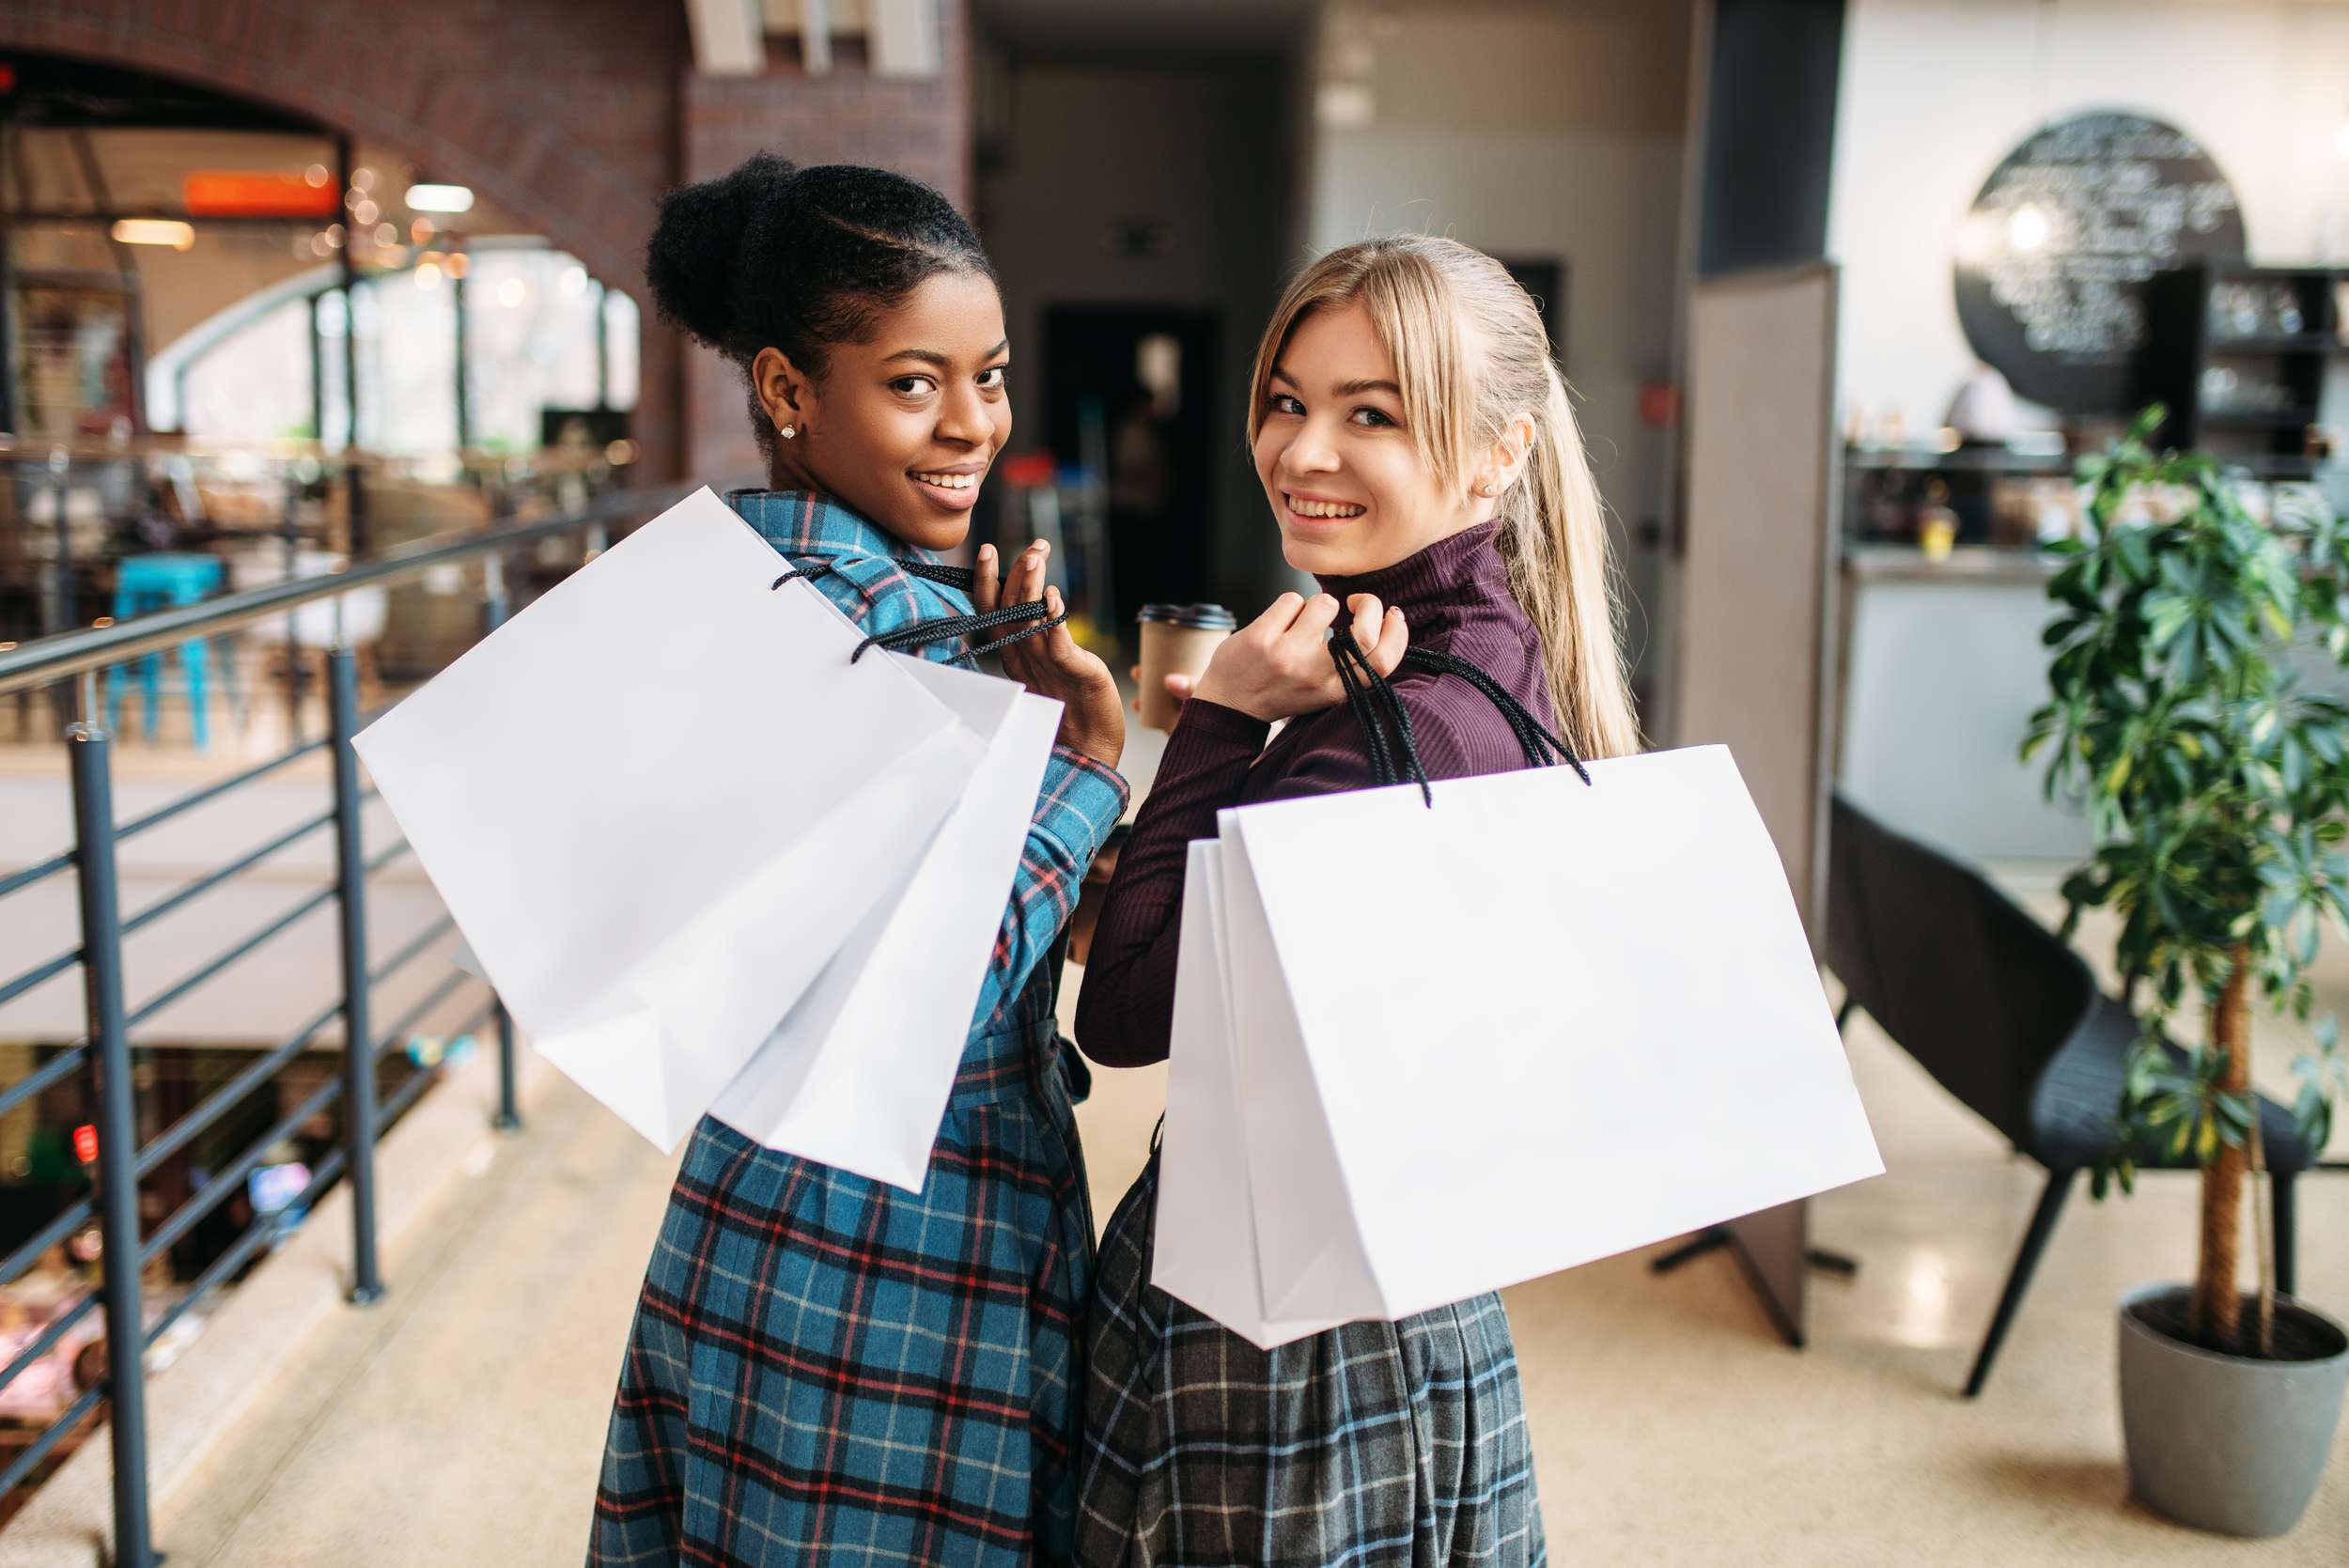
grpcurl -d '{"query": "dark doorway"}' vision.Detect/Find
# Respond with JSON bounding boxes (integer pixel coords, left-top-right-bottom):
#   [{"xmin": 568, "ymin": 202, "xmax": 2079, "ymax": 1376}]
[
  {"xmin": 1497, "ymin": 257, "xmax": 1568, "ymax": 370},
  {"xmin": 1043, "ymin": 305, "xmax": 1219, "ymax": 652}
]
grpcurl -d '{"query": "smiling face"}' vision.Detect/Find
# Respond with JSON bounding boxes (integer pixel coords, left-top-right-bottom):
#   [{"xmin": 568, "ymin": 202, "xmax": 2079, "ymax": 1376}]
[
  {"xmin": 761, "ymin": 269, "xmax": 1013, "ymax": 553},
  {"xmin": 1252, "ymin": 303, "xmax": 1486, "ymax": 579}
]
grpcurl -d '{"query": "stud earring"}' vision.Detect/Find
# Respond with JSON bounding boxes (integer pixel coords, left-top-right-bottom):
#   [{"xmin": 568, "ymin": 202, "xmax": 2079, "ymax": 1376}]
[{"xmin": 779, "ymin": 423, "xmax": 798, "ymax": 441}]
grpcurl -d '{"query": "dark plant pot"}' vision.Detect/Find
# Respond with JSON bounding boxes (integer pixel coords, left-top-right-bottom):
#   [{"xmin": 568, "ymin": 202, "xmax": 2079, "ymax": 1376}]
[{"xmin": 2118, "ymin": 1282, "xmax": 2349, "ymax": 1537}]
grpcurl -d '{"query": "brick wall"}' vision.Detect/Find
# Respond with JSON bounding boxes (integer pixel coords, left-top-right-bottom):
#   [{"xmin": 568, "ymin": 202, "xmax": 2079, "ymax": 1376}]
[
  {"xmin": 0, "ymin": 0, "xmax": 972, "ymax": 482},
  {"xmin": 680, "ymin": 3, "xmax": 972, "ymax": 483}
]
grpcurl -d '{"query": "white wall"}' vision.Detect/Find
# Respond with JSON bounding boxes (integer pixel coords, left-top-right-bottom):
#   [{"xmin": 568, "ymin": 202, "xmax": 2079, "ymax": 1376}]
[
  {"xmin": 1304, "ymin": 0, "xmax": 1693, "ymax": 691},
  {"xmin": 1829, "ymin": 0, "xmax": 2349, "ymax": 433}
]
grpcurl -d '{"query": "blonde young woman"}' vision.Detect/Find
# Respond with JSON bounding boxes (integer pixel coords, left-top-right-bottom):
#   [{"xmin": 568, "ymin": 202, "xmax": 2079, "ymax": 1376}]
[{"xmin": 1070, "ymin": 235, "xmax": 1640, "ymax": 1566}]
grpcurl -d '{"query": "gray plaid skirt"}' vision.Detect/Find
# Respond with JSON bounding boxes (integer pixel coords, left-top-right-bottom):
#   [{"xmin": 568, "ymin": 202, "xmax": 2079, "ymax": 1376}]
[{"xmin": 1075, "ymin": 1154, "xmax": 1547, "ymax": 1567}]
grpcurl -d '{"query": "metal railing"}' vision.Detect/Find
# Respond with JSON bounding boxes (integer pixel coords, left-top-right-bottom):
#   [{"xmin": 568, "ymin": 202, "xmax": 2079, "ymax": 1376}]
[{"xmin": 0, "ymin": 474, "xmax": 692, "ymax": 1564}]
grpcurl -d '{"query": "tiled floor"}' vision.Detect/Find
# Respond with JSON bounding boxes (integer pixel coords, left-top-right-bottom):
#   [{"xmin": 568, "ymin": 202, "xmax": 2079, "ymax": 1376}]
[{"xmin": 132, "ymin": 941, "xmax": 2348, "ymax": 1567}]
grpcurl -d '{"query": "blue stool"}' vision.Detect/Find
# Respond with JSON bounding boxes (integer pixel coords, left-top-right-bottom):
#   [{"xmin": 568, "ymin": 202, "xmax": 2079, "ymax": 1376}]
[{"xmin": 107, "ymin": 553, "xmax": 224, "ymax": 749}]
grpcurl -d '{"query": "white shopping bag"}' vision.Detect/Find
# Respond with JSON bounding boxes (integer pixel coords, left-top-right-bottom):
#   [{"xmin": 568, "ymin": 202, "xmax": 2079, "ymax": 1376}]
[
  {"xmin": 1152, "ymin": 744, "xmax": 1882, "ymax": 1346},
  {"xmin": 354, "ymin": 487, "xmax": 983, "ymax": 1152},
  {"xmin": 708, "ymin": 658, "xmax": 1060, "ymax": 1189},
  {"xmin": 1151, "ymin": 839, "xmax": 1351, "ymax": 1346}
]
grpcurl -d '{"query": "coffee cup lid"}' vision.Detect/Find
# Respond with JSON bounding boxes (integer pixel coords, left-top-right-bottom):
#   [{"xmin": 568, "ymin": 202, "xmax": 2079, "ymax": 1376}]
[{"xmin": 1139, "ymin": 602, "xmax": 1237, "ymax": 629}]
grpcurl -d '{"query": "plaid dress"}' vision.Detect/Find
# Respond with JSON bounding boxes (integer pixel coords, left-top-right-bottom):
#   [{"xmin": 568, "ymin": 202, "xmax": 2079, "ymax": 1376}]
[
  {"xmin": 589, "ymin": 491, "xmax": 1129, "ymax": 1566},
  {"xmin": 1077, "ymin": 1161, "xmax": 1546, "ymax": 1568},
  {"xmin": 1071, "ymin": 523, "xmax": 1549, "ymax": 1567}
]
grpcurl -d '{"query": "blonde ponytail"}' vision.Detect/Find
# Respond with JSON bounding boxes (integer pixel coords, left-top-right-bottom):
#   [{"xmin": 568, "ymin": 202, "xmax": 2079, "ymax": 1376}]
[
  {"xmin": 1247, "ymin": 236, "xmax": 1641, "ymax": 759},
  {"xmin": 1504, "ymin": 365, "xmax": 1641, "ymax": 759}
]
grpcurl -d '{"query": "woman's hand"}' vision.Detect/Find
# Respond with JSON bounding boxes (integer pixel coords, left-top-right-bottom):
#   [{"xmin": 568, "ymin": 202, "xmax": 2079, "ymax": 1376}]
[
  {"xmin": 972, "ymin": 540, "xmax": 1126, "ymax": 770},
  {"xmin": 1190, "ymin": 592, "xmax": 1408, "ymax": 723}
]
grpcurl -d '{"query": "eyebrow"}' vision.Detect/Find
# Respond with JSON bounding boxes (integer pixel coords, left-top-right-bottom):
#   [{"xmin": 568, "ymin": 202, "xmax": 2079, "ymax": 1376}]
[
  {"xmin": 881, "ymin": 339, "xmax": 1011, "ymax": 367},
  {"xmin": 1268, "ymin": 363, "xmax": 1400, "ymax": 397}
]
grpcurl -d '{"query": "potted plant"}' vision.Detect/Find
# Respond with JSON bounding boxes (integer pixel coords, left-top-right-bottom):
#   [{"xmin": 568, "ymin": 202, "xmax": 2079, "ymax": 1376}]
[{"xmin": 2026, "ymin": 408, "xmax": 2349, "ymax": 1537}]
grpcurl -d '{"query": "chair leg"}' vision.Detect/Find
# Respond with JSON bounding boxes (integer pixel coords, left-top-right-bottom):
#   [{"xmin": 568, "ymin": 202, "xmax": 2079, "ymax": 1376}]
[
  {"xmin": 182, "ymin": 637, "xmax": 210, "ymax": 751},
  {"xmin": 1966, "ymin": 1167, "xmax": 2077, "ymax": 1398},
  {"xmin": 2274, "ymin": 1171, "xmax": 2296, "ymax": 1299}
]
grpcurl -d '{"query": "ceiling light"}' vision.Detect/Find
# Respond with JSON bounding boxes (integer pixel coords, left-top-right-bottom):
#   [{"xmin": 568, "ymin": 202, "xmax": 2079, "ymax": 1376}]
[
  {"xmin": 111, "ymin": 219, "xmax": 194, "ymax": 250},
  {"xmin": 406, "ymin": 183, "xmax": 474, "ymax": 214}
]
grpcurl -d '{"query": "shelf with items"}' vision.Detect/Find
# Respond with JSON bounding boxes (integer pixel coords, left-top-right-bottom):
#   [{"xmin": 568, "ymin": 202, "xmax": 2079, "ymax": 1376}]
[
  {"xmin": 2201, "ymin": 408, "xmax": 2324, "ymax": 430},
  {"xmin": 2142, "ymin": 260, "xmax": 2347, "ymax": 458},
  {"xmin": 1841, "ymin": 445, "xmax": 2084, "ymax": 554},
  {"xmin": 2208, "ymin": 334, "xmax": 2342, "ymax": 354},
  {"xmin": 1843, "ymin": 445, "xmax": 2071, "ymax": 476}
]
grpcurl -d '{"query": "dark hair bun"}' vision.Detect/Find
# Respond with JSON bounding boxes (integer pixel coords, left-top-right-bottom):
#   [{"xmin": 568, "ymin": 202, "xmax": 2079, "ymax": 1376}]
[
  {"xmin": 644, "ymin": 154, "xmax": 994, "ymax": 454},
  {"xmin": 645, "ymin": 152, "xmax": 798, "ymax": 349}
]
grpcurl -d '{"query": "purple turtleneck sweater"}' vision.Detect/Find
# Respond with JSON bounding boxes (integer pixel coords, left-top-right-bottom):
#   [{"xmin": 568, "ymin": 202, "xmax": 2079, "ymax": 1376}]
[{"xmin": 1075, "ymin": 520, "xmax": 1553, "ymax": 1069}]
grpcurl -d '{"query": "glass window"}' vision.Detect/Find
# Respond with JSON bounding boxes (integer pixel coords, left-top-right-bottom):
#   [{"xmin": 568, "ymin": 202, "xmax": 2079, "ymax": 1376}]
[
  {"xmin": 159, "ymin": 249, "xmax": 635, "ymax": 455},
  {"xmin": 354, "ymin": 269, "xmax": 457, "ymax": 455},
  {"xmin": 179, "ymin": 295, "xmax": 313, "ymax": 443},
  {"xmin": 603, "ymin": 287, "xmax": 641, "ymax": 411},
  {"xmin": 463, "ymin": 251, "xmax": 608, "ymax": 452}
]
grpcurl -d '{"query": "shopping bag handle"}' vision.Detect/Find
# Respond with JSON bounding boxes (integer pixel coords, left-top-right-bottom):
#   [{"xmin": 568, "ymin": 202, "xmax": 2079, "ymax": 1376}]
[
  {"xmin": 1330, "ymin": 625, "xmax": 1428, "ymax": 803},
  {"xmin": 1397, "ymin": 647, "xmax": 1593, "ymax": 784},
  {"xmin": 770, "ymin": 555, "xmax": 1068, "ymax": 667},
  {"xmin": 1327, "ymin": 631, "xmax": 1595, "ymax": 805}
]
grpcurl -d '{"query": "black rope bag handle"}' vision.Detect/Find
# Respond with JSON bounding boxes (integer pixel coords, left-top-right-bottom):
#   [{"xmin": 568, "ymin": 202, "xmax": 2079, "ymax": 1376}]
[
  {"xmin": 770, "ymin": 554, "xmax": 1066, "ymax": 666},
  {"xmin": 1330, "ymin": 626, "xmax": 1428, "ymax": 803},
  {"xmin": 1396, "ymin": 646, "xmax": 1594, "ymax": 784},
  {"xmin": 1327, "ymin": 631, "xmax": 1596, "ymax": 806}
]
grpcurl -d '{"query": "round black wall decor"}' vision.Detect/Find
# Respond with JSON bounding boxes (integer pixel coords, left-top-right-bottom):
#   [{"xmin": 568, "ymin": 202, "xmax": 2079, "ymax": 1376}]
[{"xmin": 1953, "ymin": 111, "xmax": 2243, "ymax": 413}]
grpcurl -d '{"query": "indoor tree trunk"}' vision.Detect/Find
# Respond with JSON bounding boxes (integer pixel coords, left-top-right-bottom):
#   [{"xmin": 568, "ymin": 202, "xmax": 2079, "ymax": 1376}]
[{"xmin": 2195, "ymin": 950, "xmax": 2254, "ymax": 1349}]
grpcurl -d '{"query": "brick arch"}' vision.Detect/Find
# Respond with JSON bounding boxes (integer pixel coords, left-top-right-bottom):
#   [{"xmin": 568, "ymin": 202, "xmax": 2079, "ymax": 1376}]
[{"xmin": 1, "ymin": 0, "xmax": 689, "ymax": 470}]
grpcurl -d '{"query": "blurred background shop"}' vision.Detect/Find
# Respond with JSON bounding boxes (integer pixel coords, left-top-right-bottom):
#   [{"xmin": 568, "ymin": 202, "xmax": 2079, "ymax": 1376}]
[{"xmin": 0, "ymin": 2, "xmax": 2344, "ymax": 1563}]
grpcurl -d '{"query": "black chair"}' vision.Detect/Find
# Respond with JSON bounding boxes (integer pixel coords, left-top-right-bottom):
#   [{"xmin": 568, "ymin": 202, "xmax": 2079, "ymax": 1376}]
[{"xmin": 1825, "ymin": 792, "xmax": 2315, "ymax": 1396}]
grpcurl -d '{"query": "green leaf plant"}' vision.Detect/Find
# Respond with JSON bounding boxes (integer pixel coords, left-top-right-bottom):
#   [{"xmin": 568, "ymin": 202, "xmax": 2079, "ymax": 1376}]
[{"xmin": 2024, "ymin": 406, "xmax": 2349, "ymax": 1357}]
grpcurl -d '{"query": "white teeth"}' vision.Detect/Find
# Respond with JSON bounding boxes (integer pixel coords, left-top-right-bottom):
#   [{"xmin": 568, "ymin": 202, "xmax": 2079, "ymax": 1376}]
[
  {"xmin": 914, "ymin": 472, "xmax": 977, "ymax": 489},
  {"xmin": 1289, "ymin": 495, "xmax": 1365, "ymax": 520}
]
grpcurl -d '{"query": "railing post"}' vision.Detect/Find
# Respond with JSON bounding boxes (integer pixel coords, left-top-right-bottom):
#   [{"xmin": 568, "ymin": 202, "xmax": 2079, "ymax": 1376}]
[
  {"xmin": 328, "ymin": 644, "xmax": 383, "ymax": 1304},
  {"xmin": 492, "ymin": 1000, "xmax": 521, "ymax": 1133},
  {"xmin": 68, "ymin": 719, "xmax": 158, "ymax": 1568}
]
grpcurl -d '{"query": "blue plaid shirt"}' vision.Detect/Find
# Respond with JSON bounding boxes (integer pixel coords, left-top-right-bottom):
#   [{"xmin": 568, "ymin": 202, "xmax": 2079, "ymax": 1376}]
[{"xmin": 729, "ymin": 489, "xmax": 1129, "ymax": 1037}]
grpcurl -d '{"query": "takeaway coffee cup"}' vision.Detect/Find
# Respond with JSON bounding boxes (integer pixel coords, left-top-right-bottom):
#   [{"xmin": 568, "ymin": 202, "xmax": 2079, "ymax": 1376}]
[{"xmin": 1137, "ymin": 603, "xmax": 1237, "ymax": 730}]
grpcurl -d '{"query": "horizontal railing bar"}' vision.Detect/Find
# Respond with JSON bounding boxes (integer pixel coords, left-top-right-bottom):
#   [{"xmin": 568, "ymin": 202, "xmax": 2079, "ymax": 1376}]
[
  {"xmin": 0, "ymin": 1290, "xmax": 98, "ymax": 1399},
  {"xmin": 116, "ymin": 736, "xmax": 329, "ymax": 842},
  {"xmin": 0, "ymin": 1384, "xmax": 104, "ymax": 1499},
  {"xmin": 0, "ymin": 479, "xmax": 697, "ymax": 697},
  {"xmin": 0, "ymin": 848, "xmax": 74, "ymax": 902},
  {"xmin": 374, "ymin": 970, "xmax": 478, "ymax": 1059},
  {"xmin": 0, "ymin": 1196, "xmax": 97, "ymax": 1294},
  {"xmin": 0, "ymin": 947, "xmax": 80, "ymax": 1010},
  {"xmin": 124, "ymin": 885, "xmax": 335, "ymax": 1030},
  {"xmin": 120, "ymin": 811, "xmax": 335, "ymax": 938},
  {"xmin": 0, "ymin": 737, "xmax": 329, "ymax": 914},
  {"xmin": 133, "ymin": 1000, "xmax": 341, "ymax": 1182},
  {"xmin": 141, "ymin": 1077, "xmax": 343, "ymax": 1265},
  {"xmin": 380, "ymin": 1063, "xmax": 437, "ymax": 1124},
  {"xmin": 365, "ymin": 839, "xmax": 412, "ymax": 877},
  {"xmin": 0, "ymin": 1043, "xmax": 90, "ymax": 1122},
  {"xmin": 144, "ymin": 1142, "xmax": 348, "ymax": 1353},
  {"xmin": 368, "ymin": 915, "xmax": 456, "ymax": 989}
]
